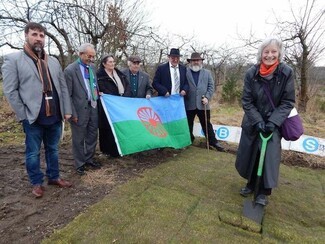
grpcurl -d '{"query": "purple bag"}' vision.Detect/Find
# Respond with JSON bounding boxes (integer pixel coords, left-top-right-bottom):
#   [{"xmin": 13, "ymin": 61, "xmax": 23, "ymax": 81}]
[
  {"xmin": 263, "ymin": 84, "xmax": 304, "ymax": 141},
  {"xmin": 280, "ymin": 107, "xmax": 304, "ymax": 141}
]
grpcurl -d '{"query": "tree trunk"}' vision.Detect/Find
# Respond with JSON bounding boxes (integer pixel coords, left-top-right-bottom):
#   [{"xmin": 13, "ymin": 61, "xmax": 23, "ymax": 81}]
[{"xmin": 298, "ymin": 46, "xmax": 309, "ymax": 113}]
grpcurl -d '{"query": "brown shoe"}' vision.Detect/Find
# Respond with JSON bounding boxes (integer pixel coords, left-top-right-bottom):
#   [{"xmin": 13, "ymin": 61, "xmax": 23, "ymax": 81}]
[
  {"xmin": 48, "ymin": 178, "xmax": 72, "ymax": 188},
  {"xmin": 32, "ymin": 185, "xmax": 44, "ymax": 198}
]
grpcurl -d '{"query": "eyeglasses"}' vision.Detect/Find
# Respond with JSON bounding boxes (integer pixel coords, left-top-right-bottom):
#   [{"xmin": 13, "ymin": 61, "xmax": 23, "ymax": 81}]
[
  {"xmin": 82, "ymin": 53, "xmax": 95, "ymax": 60},
  {"xmin": 132, "ymin": 62, "xmax": 140, "ymax": 65}
]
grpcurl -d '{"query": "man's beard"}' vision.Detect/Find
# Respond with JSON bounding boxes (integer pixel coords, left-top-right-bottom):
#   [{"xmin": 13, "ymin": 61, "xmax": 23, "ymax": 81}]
[
  {"xmin": 28, "ymin": 41, "xmax": 43, "ymax": 53},
  {"xmin": 190, "ymin": 64, "xmax": 202, "ymax": 72},
  {"xmin": 33, "ymin": 46, "xmax": 42, "ymax": 52}
]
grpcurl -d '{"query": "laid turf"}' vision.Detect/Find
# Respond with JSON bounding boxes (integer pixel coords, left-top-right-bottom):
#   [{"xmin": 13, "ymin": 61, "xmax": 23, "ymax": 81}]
[{"xmin": 43, "ymin": 146, "xmax": 325, "ymax": 243}]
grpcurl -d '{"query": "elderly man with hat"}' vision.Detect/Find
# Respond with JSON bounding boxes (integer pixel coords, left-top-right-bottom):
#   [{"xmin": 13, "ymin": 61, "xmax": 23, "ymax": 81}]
[
  {"xmin": 185, "ymin": 52, "xmax": 225, "ymax": 152},
  {"xmin": 153, "ymin": 48, "xmax": 189, "ymax": 97},
  {"xmin": 122, "ymin": 55, "xmax": 153, "ymax": 98}
]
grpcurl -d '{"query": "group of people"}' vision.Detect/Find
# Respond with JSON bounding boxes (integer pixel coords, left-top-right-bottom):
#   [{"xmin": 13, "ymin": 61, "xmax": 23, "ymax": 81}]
[{"xmin": 2, "ymin": 22, "xmax": 295, "ymax": 207}]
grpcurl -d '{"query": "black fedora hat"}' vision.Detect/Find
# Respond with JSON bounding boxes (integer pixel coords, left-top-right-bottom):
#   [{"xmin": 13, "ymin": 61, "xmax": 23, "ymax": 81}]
[
  {"xmin": 187, "ymin": 52, "xmax": 204, "ymax": 62},
  {"xmin": 168, "ymin": 48, "xmax": 182, "ymax": 57}
]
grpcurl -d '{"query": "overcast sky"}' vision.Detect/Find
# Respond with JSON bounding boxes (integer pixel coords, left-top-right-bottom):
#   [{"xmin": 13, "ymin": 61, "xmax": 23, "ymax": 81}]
[
  {"xmin": 144, "ymin": 0, "xmax": 325, "ymax": 65},
  {"xmin": 1, "ymin": 0, "xmax": 324, "ymax": 65}
]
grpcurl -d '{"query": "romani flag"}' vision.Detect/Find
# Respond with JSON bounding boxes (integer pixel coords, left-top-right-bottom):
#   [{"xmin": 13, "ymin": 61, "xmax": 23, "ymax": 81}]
[{"xmin": 100, "ymin": 94, "xmax": 191, "ymax": 156}]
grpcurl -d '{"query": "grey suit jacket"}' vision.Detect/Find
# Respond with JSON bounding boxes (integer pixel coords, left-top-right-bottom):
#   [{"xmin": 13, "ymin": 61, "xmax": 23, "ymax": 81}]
[
  {"xmin": 2, "ymin": 51, "xmax": 72, "ymax": 124},
  {"xmin": 121, "ymin": 68, "xmax": 153, "ymax": 98},
  {"xmin": 64, "ymin": 61, "xmax": 98, "ymax": 126},
  {"xmin": 184, "ymin": 68, "xmax": 215, "ymax": 110}
]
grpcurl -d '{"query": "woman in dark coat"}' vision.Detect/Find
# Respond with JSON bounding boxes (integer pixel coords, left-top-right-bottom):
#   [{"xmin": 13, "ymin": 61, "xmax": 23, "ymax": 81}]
[
  {"xmin": 97, "ymin": 54, "xmax": 131, "ymax": 157},
  {"xmin": 235, "ymin": 37, "xmax": 295, "ymax": 206}
]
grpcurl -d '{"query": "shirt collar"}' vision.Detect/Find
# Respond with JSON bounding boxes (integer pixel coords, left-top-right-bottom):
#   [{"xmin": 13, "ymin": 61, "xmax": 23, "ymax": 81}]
[
  {"xmin": 129, "ymin": 70, "xmax": 139, "ymax": 76},
  {"xmin": 169, "ymin": 62, "xmax": 179, "ymax": 69}
]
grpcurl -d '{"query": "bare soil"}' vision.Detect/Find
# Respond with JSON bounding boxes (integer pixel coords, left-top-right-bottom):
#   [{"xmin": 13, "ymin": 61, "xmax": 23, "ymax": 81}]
[{"xmin": 0, "ymin": 141, "xmax": 323, "ymax": 244}]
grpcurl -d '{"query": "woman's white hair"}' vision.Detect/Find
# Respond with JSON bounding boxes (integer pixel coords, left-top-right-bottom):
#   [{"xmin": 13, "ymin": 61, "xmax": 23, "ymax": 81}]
[{"xmin": 256, "ymin": 37, "xmax": 284, "ymax": 64}]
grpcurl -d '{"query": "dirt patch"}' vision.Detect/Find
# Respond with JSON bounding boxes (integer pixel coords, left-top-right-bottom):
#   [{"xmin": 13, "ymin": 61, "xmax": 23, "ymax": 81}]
[
  {"xmin": 0, "ymin": 142, "xmax": 323, "ymax": 244},
  {"xmin": 225, "ymin": 142, "xmax": 324, "ymax": 169},
  {"xmin": 281, "ymin": 150, "xmax": 325, "ymax": 169},
  {"xmin": 0, "ymin": 144, "xmax": 177, "ymax": 244}
]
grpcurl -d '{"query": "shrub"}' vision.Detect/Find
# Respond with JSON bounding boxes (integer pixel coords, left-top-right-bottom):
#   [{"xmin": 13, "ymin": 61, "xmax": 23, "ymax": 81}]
[
  {"xmin": 221, "ymin": 74, "xmax": 242, "ymax": 104},
  {"xmin": 318, "ymin": 98, "xmax": 325, "ymax": 113}
]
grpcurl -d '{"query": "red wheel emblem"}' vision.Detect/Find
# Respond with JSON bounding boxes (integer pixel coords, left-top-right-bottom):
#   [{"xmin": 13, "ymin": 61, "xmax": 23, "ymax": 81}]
[{"xmin": 137, "ymin": 107, "xmax": 168, "ymax": 138}]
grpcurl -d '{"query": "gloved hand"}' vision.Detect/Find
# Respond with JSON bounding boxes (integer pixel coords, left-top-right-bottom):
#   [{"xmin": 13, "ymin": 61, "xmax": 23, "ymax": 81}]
[
  {"xmin": 255, "ymin": 121, "xmax": 266, "ymax": 133},
  {"xmin": 265, "ymin": 122, "xmax": 276, "ymax": 133}
]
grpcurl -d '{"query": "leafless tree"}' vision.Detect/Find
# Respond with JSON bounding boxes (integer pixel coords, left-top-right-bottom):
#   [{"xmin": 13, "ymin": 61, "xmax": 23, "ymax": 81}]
[
  {"xmin": 237, "ymin": 0, "xmax": 325, "ymax": 112},
  {"xmin": 0, "ymin": 0, "xmax": 157, "ymax": 68},
  {"xmin": 275, "ymin": 0, "xmax": 325, "ymax": 112}
]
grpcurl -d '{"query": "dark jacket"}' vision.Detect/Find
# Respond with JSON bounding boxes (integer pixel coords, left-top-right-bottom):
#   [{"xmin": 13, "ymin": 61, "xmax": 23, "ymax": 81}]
[
  {"xmin": 235, "ymin": 63, "xmax": 295, "ymax": 188},
  {"xmin": 97, "ymin": 67, "xmax": 131, "ymax": 129},
  {"xmin": 152, "ymin": 62, "xmax": 189, "ymax": 96},
  {"xmin": 96, "ymin": 67, "xmax": 131, "ymax": 156},
  {"xmin": 97, "ymin": 67, "xmax": 131, "ymax": 97}
]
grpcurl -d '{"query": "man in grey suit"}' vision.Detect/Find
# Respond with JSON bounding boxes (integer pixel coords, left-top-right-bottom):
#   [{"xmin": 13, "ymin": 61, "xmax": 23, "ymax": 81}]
[
  {"xmin": 122, "ymin": 55, "xmax": 153, "ymax": 98},
  {"xmin": 2, "ymin": 22, "xmax": 73, "ymax": 198},
  {"xmin": 64, "ymin": 43, "xmax": 101, "ymax": 176},
  {"xmin": 185, "ymin": 52, "xmax": 225, "ymax": 152}
]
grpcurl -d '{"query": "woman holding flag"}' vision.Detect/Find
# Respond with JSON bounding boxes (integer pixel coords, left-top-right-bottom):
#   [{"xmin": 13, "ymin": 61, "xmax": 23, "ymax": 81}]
[{"xmin": 97, "ymin": 54, "xmax": 131, "ymax": 157}]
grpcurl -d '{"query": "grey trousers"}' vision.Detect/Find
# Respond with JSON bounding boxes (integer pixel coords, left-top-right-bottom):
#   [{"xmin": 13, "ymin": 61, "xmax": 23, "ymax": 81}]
[{"xmin": 70, "ymin": 105, "xmax": 98, "ymax": 169}]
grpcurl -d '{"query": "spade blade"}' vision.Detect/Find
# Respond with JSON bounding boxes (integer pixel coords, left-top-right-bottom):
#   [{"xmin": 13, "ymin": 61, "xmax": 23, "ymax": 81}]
[{"xmin": 242, "ymin": 199, "xmax": 265, "ymax": 224}]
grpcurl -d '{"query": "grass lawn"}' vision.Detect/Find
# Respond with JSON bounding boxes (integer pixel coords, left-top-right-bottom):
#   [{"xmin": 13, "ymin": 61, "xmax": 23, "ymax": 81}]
[{"xmin": 43, "ymin": 146, "xmax": 325, "ymax": 243}]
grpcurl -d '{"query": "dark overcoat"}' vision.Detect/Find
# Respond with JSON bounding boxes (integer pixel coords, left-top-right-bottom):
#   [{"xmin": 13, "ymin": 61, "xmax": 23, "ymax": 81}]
[
  {"xmin": 96, "ymin": 67, "xmax": 131, "ymax": 156},
  {"xmin": 235, "ymin": 63, "xmax": 295, "ymax": 188},
  {"xmin": 97, "ymin": 67, "xmax": 131, "ymax": 129}
]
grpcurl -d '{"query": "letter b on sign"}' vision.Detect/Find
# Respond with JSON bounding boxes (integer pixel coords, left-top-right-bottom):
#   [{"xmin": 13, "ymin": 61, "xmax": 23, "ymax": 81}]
[{"xmin": 216, "ymin": 126, "xmax": 229, "ymax": 139}]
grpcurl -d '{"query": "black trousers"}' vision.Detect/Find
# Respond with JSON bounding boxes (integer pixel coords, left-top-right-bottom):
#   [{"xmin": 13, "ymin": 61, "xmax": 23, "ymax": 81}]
[{"xmin": 186, "ymin": 109, "xmax": 218, "ymax": 145}]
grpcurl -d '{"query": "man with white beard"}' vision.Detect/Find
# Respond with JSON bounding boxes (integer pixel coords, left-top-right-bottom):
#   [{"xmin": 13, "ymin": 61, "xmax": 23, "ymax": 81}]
[{"xmin": 184, "ymin": 52, "xmax": 225, "ymax": 151}]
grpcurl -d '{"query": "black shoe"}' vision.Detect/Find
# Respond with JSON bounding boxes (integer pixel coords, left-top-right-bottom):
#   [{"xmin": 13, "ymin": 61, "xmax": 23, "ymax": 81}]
[
  {"xmin": 240, "ymin": 186, "xmax": 253, "ymax": 197},
  {"xmin": 85, "ymin": 161, "xmax": 101, "ymax": 169},
  {"xmin": 76, "ymin": 166, "xmax": 86, "ymax": 176},
  {"xmin": 255, "ymin": 194, "xmax": 268, "ymax": 206},
  {"xmin": 211, "ymin": 142, "xmax": 225, "ymax": 152}
]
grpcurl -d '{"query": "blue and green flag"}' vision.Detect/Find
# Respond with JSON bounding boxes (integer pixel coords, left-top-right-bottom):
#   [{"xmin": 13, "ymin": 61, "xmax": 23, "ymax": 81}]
[{"xmin": 100, "ymin": 94, "xmax": 191, "ymax": 156}]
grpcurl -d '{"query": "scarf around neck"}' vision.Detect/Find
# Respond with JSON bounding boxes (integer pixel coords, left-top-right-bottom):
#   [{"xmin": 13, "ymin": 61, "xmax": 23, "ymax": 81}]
[
  {"xmin": 259, "ymin": 60, "xmax": 279, "ymax": 77},
  {"xmin": 23, "ymin": 43, "xmax": 56, "ymax": 117},
  {"xmin": 106, "ymin": 69, "xmax": 125, "ymax": 95},
  {"xmin": 78, "ymin": 58, "xmax": 98, "ymax": 101}
]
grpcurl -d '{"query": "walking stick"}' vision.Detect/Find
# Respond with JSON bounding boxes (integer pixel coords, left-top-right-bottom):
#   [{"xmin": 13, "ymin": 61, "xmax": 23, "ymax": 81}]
[{"xmin": 202, "ymin": 95, "xmax": 209, "ymax": 152}]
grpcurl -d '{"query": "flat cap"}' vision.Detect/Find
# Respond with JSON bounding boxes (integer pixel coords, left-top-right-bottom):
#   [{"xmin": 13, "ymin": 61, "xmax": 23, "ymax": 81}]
[{"xmin": 128, "ymin": 55, "xmax": 141, "ymax": 63}]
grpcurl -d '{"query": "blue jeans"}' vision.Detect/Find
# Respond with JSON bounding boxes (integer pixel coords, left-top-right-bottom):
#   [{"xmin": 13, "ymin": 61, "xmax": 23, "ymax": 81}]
[{"xmin": 22, "ymin": 120, "xmax": 62, "ymax": 185}]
